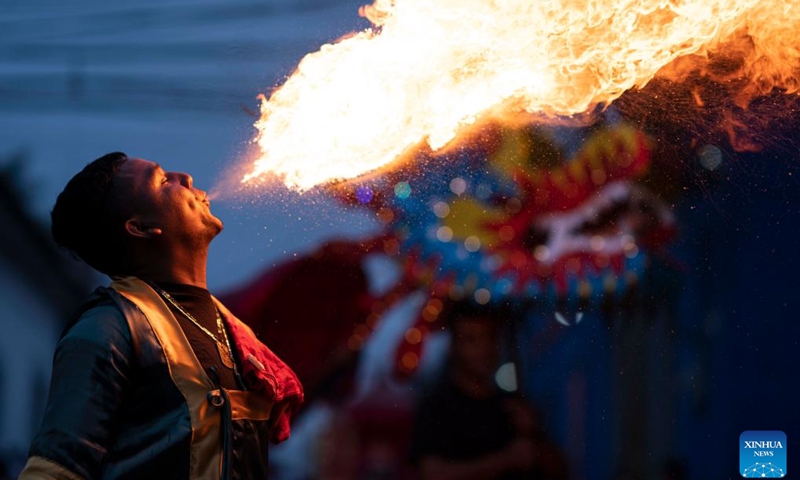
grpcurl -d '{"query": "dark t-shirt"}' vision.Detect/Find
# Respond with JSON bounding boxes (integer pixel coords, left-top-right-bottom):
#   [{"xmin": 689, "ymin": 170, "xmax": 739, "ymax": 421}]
[
  {"xmin": 155, "ymin": 282, "xmax": 241, "ymax": 390},
  {"xmin": 410, "ymin": 377, "xmax": 528, "ymax": 480}
]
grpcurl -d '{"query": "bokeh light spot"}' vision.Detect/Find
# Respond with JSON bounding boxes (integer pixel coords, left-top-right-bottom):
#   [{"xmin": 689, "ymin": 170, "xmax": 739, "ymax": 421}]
[
  {"xmin": 448, "ymin": 285, "xmax": 465, "ymax": 300},
  {"xmin": 624, "ymin": 242, "xmax": 639, "ymax": 258},
  {"xmin": 377, "ymin": 207, "xmax": 394, "ymax": 224},
  {"xmin": 437, "ymin": 226, "xmax": 454, "ymax": 242},
  {"xmin": 383, "ymin": 238, "xmax": 400, "ymax": 256},
  {"xmin": 433, "ymin": 201, "xmax": 451, "ymax": 218},
  {"xmin": 505, "ymin": 198, "xmax": 522, "ymax": 214},
  {"xmin": 474, "ymin": 288, "xmax": 491, "ymax": 305},
  {"xmin": 449, "ymin": 177, "xmax": 467, "ymax": 195},
  {"xmin": 422, "ymin": 298, "xmax": 444, "ymax": 322},
  {"xmin": 405, "ymin": 327, "xmax": 423, "ymax": 344},
  {"xmin": 394, "ymin": 181, "xmax": 412, "ymax": 199},
  {"xmin": 534, "ymin": 245, "xmax": 550, "ymax": 262},
  {"xmin": 355, "ymin": 186, "xmax": 374, "ymax": 204},
  {"xmin": 400, "ymin": 351, "xmax": 420, "ymax": 371},
  {"xmin": 464, "ymin": 235, "xmax": 482, "ymax": 252},
  {"xmin": 499, "ymin": 225, "xmax": 515, "ymax": 242},
  {"xmin": 698, "ymin": 144, "xmax": 723, "ymax": 171},
  {"xmin": 495, "ymin": 362, "xmax": 518, "ymax": 392},
  {"xmin": 591, "ymin": 168, "xmax": 607, "ymax": 185}
]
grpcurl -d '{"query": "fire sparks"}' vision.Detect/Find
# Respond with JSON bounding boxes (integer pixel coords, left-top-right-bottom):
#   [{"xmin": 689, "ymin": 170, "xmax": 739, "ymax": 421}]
[{"xmin": 245, "ymin": 0, "xmax": 800, "ymax": 191}]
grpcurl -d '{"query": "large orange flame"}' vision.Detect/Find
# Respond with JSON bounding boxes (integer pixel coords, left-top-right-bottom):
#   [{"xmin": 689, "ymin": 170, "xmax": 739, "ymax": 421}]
[{"xmin": 245, "ymin": 0, "xmax": 800, "ymax": 191}]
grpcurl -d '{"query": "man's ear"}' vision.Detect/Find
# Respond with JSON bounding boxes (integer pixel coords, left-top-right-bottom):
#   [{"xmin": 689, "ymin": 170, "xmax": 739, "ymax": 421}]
[{"xmin": 125, "ymin": 218, "xmax": 163, "ymax": 238}]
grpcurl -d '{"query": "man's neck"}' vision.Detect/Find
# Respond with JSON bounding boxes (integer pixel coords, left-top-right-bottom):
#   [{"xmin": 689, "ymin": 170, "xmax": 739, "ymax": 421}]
[{"xmin": 132, "ymin": 246, "xmax": 210, "ymax": 289}]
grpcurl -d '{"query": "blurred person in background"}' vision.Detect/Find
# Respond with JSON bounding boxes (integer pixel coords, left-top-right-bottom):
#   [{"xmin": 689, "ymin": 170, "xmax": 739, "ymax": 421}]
[
  {"xmin": 18, "ymin": 152, "xmax": 303, "ymax": 480},
  {"xmin": 410, "ymin": 303, "xmax": 568, "ymax": 480}
]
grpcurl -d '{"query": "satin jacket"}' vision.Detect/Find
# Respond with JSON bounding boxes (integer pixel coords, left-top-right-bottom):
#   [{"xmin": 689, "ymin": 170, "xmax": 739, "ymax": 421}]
[{"xmin": 19, "ymin": 277, "xmax": 299, "ymax": 480}]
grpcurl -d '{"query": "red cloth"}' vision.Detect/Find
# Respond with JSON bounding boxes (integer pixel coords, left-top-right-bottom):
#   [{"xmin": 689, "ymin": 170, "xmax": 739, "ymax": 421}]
[{"xmin": 215, "ymin": 299, "xmax": 304, "ymax": 444}]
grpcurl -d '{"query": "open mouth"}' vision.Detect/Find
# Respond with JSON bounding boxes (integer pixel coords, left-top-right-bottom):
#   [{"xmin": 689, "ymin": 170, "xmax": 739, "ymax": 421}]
[
  {"xmin": 485, "ymin": 179, "xmax": 677, "ymax": 293},
  {"xmin": 526, "ymin": 182, "xmax": 675, "ymax": 263}
]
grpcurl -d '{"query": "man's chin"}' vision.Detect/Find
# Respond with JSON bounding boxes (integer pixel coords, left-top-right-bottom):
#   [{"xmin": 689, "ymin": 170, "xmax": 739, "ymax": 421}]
[
  {"xmin": 205, "ymin": 217, "xmax": 224, "ymax": 239},
  {"xmin": 212, "ymin": 221, "xmax": 224, "ymax": 236}
]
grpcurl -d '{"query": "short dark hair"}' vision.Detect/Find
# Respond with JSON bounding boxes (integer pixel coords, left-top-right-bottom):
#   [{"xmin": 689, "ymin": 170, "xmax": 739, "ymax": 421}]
[
  {"xmin": 446, "ymin": 299, "xmax": 512, "ymax": 327},
  {"xmin": 445, "ymin": 301, "xmax": 511, "ymax": 337},
  {"xmin": 51, "ymin": 152, "xmax": 130, "ymax": 275}
]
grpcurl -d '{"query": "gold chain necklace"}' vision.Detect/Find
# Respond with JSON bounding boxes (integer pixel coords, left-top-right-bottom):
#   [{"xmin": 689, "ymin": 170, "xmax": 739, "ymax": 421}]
[{"xmin": 148, "ymin": 282, "xmax": 239, "ymax": 374}]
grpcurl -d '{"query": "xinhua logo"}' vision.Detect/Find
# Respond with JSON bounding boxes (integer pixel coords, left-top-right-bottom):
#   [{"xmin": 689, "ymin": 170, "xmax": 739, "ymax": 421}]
[{"xmin": 740, "ymin": 431, "xmax": 786, "ymax": 477}]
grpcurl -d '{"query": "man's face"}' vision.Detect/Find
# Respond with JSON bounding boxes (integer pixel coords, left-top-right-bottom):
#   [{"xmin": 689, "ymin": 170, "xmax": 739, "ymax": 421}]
[
  {"xmin": 117, "ymin": 158, "xmax": 223, "ymax": 246},
  {"xmin": 451, "ymin": 318, "xmax": 499, "ymax": 381}
]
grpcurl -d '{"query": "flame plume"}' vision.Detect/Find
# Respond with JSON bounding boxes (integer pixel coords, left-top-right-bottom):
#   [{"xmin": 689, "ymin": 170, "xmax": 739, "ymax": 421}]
[{"xmin": 246, "ymin": 0, "xmax": 800, "ymax": 191}]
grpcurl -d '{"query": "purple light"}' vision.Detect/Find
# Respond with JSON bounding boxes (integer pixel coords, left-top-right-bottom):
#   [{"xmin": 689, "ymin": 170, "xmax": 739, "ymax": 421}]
[{"xmin": 356, "ymin": 186, "xmax": 374, "ymax": 204}]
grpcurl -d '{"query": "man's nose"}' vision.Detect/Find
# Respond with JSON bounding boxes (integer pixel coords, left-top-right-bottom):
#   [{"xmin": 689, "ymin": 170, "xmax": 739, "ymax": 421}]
[{"xmin": 175, "ymin": 172, "xmax": 193, "ymax": 189}]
